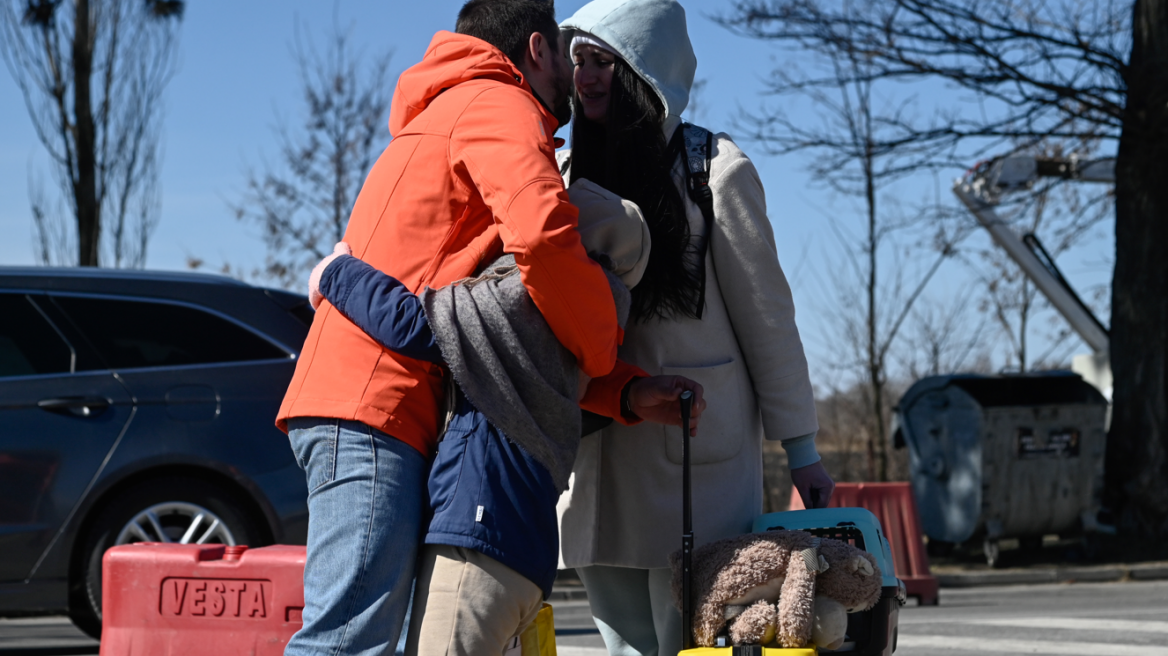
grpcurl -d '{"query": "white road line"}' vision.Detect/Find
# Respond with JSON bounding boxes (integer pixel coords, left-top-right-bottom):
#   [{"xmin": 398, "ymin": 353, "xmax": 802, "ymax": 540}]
[
  {"xmin": 555, "ymin": 647, "xmax": 607, "ymax": 656},
  {"xmin": 898, "ymin": 635, "xmax": 1168, "ymax": 656},
  {"xmin": 966, "ymin": 617, "xmax": 1168, "ymax": 634}
]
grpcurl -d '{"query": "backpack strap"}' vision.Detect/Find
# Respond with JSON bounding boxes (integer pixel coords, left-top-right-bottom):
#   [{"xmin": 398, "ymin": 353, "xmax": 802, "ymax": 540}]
[{"xmin": 669, "ymin": 122, "xmax": 715, "ymax": 319}]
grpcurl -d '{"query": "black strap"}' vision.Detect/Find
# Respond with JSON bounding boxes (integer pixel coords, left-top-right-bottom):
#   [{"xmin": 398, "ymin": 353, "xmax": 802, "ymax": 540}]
[
  {"xmin": 679, "ymin": 390, "xmax": 695, "ymax": 650},
  {"xmin": 669, "ymin": 123, "xmax": 715, "ymax": 319}
]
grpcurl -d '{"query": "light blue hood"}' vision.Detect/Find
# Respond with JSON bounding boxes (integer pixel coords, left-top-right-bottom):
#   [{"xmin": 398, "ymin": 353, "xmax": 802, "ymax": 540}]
[{"xmin": 561, "ymin": 0, "xmax": 697, "ymax": 121}]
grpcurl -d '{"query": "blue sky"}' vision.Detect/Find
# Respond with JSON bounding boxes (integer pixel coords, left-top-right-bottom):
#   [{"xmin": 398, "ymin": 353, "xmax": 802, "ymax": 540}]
[
  {"xmin": 0, "ymin": 0, "xmax": 1116, "ymax": 387},
  {"xmin": 3, "ymin": 0, "xmax": 796, "ymax": 271}
]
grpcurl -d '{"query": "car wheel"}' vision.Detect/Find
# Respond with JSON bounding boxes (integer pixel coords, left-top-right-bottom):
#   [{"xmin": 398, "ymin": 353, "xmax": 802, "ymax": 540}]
[{"xmin": 69, "ymin": 476, "xmax": 264, "ymax": 638}]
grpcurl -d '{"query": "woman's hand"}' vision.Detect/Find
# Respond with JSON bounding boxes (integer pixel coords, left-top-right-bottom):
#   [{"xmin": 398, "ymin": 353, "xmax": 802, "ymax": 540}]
[
  {"xmin": 308, "ymin": 242, "xmax": 352, "ymax": 310},
  {"xmin": 791, "ymin": 461, "xmax": 835, "ymax": 508},
  {"xmin": 625, "ymin": 375, "xmax": 706, "ymax": 435}
]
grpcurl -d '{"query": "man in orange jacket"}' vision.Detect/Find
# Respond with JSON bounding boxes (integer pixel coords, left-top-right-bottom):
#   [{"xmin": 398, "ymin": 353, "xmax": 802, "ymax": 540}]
[{"xmin": 279, "ymin": 2, "xmax": 700, "ymax": 654}]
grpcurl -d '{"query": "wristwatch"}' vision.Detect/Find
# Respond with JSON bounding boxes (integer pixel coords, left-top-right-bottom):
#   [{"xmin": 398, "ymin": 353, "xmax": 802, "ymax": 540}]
[{"xmin": 620, "ymin": 377, "xmax": 645, "ymax": 419}]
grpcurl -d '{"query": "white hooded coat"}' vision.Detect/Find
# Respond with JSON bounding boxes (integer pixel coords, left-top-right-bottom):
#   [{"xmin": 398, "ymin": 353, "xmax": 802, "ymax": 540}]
[{"xmin": 557, "ymin": 0, "xmax": 820, "ymax": 570}]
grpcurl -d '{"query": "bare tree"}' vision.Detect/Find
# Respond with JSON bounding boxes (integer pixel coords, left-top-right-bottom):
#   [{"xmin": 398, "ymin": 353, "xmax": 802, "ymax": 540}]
[
  {"xmin": 720, "ymin": 0, "xmax": 1127, "ymax": 161},
  {"xmin": 897, "ymin": 292, "xmax": 991, "ymax": 380},
  {"xmin": 1109, "ymin": 0, "xmax": 1168, "ymax": 537},
  {"xmin": 1, "ymin": 0, "xmax": 183, "ymax": 267},
  {"xmin": 809, "ymin": 215, "xmax": 952, "ymax": 481},
  {"xmin": 229, "ymin": 23, "xmax": 392, "ymax": 289},
  {"xmin": 719, "ymin": 0, "xmax": 1168, "ymax": 536},
  {"xmin": 731, "ymin": 13, "xmax": 956, "ymax": 480}
]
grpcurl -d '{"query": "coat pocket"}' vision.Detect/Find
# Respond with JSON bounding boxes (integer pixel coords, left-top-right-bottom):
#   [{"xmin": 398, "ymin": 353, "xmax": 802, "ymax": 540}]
[
  {"xmin": 662, "ymin": 358, "xmax": 746, "ymax": 465},
  {"xmin": 428, "ymin": 428, "xmax": 471, "ymax": 515}
]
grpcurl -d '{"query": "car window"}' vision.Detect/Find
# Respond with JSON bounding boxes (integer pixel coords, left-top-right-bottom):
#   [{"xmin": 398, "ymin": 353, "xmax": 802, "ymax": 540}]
[
  {"xmin": 52, "ymin": 296, "xmax": 288, "ymax": 369},
  {"xmin": 0, "ymin": 294, "xmax": 73, "ymax": 378}
]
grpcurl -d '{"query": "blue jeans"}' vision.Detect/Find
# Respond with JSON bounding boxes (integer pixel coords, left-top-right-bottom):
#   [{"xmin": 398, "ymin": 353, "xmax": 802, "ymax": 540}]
[{"xmin": 285, "ymin": 418, "xmax": 427, "ymax": 656}]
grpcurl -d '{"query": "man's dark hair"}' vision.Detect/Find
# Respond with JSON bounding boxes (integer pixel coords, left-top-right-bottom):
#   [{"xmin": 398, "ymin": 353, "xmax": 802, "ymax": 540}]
[{"xmin": 456, "ymin": 0, "xmax": 561, "ymax": 66}]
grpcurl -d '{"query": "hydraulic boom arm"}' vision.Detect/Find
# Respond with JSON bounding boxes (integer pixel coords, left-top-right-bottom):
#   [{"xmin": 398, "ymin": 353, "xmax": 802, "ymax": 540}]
[{"xmin": 952, "ymin": 156, "xmax": 1114, "ymax": 355}]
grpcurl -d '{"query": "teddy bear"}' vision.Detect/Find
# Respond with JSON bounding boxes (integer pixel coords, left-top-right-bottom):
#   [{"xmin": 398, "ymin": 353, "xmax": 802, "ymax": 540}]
[{"xmin": 669, "ymin": 530, "xmax": 883, "ymax": 649}]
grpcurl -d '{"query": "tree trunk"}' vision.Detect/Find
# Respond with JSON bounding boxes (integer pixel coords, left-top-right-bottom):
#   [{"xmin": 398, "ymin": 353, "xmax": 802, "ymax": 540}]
[
  {"xmin": 1107, "ymin": 0, "xmax": 1168, "ymax": 537},
  {"xmin": 865, "ymin": 140, "xmax": 888, "ymax": 482},
  {"xmin": 73, "ymin": 0, "xmax": 99, "ymax": 266}
]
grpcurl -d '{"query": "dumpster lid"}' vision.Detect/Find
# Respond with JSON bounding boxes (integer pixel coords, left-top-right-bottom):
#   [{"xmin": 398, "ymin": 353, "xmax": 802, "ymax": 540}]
[{"xmin": 899, "ymin": 371, "xmax": 1107, "ymax": 410}]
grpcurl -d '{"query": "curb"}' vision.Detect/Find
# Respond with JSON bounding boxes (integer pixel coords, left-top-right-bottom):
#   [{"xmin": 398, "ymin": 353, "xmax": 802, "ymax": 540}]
[{"xmin": 935, "ymin": 561, "xmax": 1168, "ymax": 588}]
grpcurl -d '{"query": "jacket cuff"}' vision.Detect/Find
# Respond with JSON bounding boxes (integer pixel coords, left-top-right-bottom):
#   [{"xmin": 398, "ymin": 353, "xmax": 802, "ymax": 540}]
[
  {"xmin": 320, "ymin": 254, "xmax": 357, "ymax": 311},
  {"xmin": 580, "ymin": 359, "xmax": 649, "ymax": 426},
  {"xmin": 781, "ymin": 432, "xmax": 821, "ymax": 470}
]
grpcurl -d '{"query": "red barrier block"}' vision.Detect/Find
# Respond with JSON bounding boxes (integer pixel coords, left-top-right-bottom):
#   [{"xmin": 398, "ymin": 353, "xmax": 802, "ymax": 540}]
[
  {"xmin": 101, "ymin": 543, "xmax": 306, "ymax": 655},
  {"xmin": 791, "ymin": 482, "xmax": 939, "ymax": 605}
]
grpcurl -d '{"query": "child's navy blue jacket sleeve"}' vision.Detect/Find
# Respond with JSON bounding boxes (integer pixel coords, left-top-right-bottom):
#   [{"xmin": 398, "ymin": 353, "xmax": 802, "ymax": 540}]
[{"xmin": 318, "ymin": 254, "xmax": 443, "ymax": 364}]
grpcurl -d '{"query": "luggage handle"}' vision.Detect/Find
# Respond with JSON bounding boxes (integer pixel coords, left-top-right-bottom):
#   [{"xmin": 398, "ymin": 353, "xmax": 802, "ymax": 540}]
[{"xmin": 680, "ymin": 390, "xmax": 694, "ymax": 651}]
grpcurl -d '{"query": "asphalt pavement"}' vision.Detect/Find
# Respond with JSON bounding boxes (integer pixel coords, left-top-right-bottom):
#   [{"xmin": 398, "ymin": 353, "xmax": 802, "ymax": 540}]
[
  {"xmin": 894, "ymin": 580, "xmax": 1168, "ymax": 656},
  {"xmin": 4, "ymin": 579, "xmax": 1167, "ymax": 655},
  {"xmin": 0, "ymin": 616, "xmax": 98, "ymax": 655},
  {"xmin": 549, "ymin": 580, "xmax": 1168, "ymax": 655}
]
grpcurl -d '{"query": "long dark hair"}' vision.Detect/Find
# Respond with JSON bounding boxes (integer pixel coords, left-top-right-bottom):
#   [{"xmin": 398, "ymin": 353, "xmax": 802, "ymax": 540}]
[{"xmin": 569, "ymin": 59, "xmax": 703, "ymax": 323}]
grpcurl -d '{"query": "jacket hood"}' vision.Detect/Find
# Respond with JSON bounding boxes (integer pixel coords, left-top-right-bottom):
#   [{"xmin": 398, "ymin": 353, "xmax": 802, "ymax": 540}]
[
  {"xmin": 561, "ymin": 0, "xmax": 697, "ymax": 120},
  {"xmin": 390, "ymin": 31, "xmax": 527, "ymax": 136}
]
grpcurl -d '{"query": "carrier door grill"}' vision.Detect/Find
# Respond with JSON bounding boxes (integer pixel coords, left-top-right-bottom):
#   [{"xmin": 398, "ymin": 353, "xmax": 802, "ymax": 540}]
[{"xmin": 802, "ymin": 525, "xmax": 867, "ymax": 552}]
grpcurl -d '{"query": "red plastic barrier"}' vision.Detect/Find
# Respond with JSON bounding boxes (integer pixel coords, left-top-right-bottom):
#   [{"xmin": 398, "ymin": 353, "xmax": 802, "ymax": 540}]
[
  {"xmin": 791, "ymin": 482, "xmax": 939, "ymax": 605},
  {"xmin": 100, "ymin": 543, "xmax": 306, "ymax": 655}
]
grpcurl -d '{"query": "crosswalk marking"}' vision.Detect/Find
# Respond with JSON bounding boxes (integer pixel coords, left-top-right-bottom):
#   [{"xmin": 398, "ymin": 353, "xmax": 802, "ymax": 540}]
[
  {"xmin": 966, "ymin": 617, "xmax": 1168, "ymax": 634},
  {"xmin": 897, "ymin": 635, "xmax": 1168, "ymax": 656},
  {"xmin": 555, "ymin": 647, "xmax": 606, "ymax": 656},
  {"xmin": 553, "ymin": 615, "xmax": 1168, "ymax": 656},
  {"xmin": 559, "ymin": 635, "xmax": 1168, "ymax": 656}
]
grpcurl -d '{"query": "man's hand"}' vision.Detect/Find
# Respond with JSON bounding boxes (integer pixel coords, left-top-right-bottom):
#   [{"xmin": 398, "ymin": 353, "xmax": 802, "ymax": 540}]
[
  {"xmin": 791, "ymin": 461, "xmax": 835, "ymax": 509},
  {"xmin": 626, "ymin": 376, "xmax": 706, "ymax": 436},
  {"xmin": 308, "ymin": 242, "xmax": 353, "ymax": 310}
]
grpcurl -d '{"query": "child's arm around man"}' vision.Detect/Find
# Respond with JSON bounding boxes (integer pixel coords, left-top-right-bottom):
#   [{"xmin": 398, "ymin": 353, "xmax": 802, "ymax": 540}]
[{"xmin": 305, "ymin": 179, "xmax": 705, "ymax": 656}]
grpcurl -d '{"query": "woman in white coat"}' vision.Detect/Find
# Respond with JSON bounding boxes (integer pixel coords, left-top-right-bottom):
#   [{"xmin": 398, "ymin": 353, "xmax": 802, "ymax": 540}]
[{"xmin": 557, "ymin": 1, "xmax": 837, "ymax": 654}]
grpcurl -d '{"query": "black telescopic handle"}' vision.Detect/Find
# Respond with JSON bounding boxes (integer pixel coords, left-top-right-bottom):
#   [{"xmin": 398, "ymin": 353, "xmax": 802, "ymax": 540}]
[{"xmin": 680, "ymin": 390, "xmax": 694, "ymax": 651}]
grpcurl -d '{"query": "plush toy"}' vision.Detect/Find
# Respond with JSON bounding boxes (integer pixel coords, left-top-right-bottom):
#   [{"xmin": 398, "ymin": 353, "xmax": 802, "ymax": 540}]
[{"xmin": 669, "ymin": 530, "xmax": 882, "ymax": 649}]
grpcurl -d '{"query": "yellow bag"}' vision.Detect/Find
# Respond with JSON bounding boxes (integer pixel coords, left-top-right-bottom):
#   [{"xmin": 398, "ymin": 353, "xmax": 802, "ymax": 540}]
[{"xmin": 503, "ymin": 603, "xmax": 557, "ymax": 656}]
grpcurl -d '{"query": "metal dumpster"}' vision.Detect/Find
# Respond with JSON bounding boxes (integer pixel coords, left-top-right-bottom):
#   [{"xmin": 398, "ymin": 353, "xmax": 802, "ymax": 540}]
[{"xmin": 893, "ymin": 372, "xmax": 1108, "ymax": 565}]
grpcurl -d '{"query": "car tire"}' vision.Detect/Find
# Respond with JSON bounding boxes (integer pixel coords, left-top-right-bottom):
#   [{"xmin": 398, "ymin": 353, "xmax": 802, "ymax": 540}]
[{"xmin": 69, "ymin": 476, "xmax": 264, "ymax": 639}]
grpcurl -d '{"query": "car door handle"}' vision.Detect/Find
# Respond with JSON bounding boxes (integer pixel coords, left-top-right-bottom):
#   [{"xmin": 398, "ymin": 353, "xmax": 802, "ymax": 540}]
[{"xmin": 38, "ymin": 397, "xmax": 111, "ymax": 418}]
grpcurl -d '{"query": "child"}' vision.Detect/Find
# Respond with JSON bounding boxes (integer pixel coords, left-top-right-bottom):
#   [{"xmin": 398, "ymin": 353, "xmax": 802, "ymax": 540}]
[{"xmin": 309, "ymin": 179, "xmax": 677, "ymax": 656}]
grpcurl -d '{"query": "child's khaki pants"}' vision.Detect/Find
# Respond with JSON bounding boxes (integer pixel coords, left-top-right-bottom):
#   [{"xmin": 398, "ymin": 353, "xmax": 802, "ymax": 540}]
[{"xmin": 405, "ymin": 544, "xmax": 544, "ymax": 656}]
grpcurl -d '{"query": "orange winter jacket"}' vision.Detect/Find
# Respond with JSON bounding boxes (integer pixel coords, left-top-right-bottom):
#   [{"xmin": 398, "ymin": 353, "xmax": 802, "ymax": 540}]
[{"xmin": 277, "ymin": 32, "xmax": 638, "ymax": 456}]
